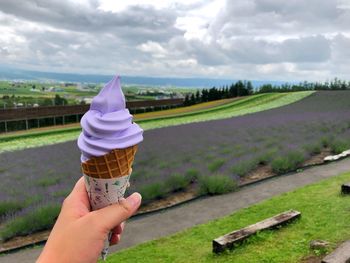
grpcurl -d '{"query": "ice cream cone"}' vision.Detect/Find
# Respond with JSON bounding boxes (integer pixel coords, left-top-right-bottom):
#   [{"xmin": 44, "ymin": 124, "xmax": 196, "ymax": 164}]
[
  {"xmin": 78, "ymin": 75, "xmax": 143, "ymax": 260},
  {"xmin": 82, "ymin": 145, "xmax": 138, "ymax": 260},
  {"xmin": 81, "ymin": 145, "xmax": 138, "ymax": 179}
]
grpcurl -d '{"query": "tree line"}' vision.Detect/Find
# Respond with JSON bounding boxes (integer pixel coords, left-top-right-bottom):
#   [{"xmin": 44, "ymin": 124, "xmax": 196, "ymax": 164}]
[
  {"xmin": 184, "ymin": 78, "xmax": 350, "ymax": 106},
  {"xmin": 258, "ymin": 78, "xmax": 350, "ymax": 93},
  {"xmin": 184, "ymin": 80, "xmax": 254, "ymax": 106},
  {"xmin": 1, "ymin": 94, "xmax": 68, "ymax": 108}
]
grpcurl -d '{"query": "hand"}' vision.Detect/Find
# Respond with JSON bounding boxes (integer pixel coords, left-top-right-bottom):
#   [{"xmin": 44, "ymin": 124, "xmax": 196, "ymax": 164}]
[{"xmin": 37, "ymin": 177, "xmax": 142, "ymax": 263}]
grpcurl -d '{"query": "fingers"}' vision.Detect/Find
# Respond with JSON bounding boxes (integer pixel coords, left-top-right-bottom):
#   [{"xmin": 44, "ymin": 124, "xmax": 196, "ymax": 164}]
[
  {"xmin": 110, "ymin": 233, "xmax": 121, "ymax": 245},
  {"xmin": 112, "ymin": 222, "xmax": 125, "ymax": 235},
  {"xmin": 89, "ymin": 193, "xmax": 141, "ymax": 234},
  {"xmin": 110, "ymin": 222, "xmax": 125, "ymax": 245}
]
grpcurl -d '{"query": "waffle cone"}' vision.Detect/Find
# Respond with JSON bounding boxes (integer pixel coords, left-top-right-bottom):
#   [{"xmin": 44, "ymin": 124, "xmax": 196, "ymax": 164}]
[{"xmin": 81, "ymin": 145, "xmax": 138, "ymax": 179}]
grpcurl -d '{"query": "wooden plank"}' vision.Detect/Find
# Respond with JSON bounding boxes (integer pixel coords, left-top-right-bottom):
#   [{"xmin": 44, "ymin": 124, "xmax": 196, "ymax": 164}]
[
  {"xmin": 0, "ymin": 231, "xmax": 50, "ymax": 253},
  {"xmin": 321, "ymin": 240, "xmax": 350, "ymax": 263},
  {"xmin": 341, "ymin": 183, "xmax": 350, "ymax": 195},
  {"xmin": 213, "ymin": 210, "xmax": 301, "ymax": 254}
]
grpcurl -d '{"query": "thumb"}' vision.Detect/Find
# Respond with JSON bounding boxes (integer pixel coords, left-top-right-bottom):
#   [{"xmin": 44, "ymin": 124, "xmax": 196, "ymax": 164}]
[{"xmin": 89, "ymin": 193, "xmax": 142, "ymax": 233}]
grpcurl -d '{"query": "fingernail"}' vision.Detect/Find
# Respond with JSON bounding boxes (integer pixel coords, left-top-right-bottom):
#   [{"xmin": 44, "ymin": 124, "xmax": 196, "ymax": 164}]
[{"xmin": 126, "ymin": 193, "xmax": 141, "ymax": 208}]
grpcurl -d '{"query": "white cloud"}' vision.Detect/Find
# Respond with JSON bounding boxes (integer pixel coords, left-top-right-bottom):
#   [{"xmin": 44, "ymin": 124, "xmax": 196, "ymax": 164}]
[
  {"xmin": 98, "ymin": 0, "xmax": 206, "ymax": 12},
  {"xmin": 137, "ymin": 41, "xmax": 168, "ymax": 58},
  {"xmin": 0, "ymin": 0, "xmax": 350, "ymax": 81}
]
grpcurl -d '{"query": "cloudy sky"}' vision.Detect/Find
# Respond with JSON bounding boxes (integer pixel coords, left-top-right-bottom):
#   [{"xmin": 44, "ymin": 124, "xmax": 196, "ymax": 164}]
[{"xmin": 1, "ymin": 0, "xmax": 350, "ymax": 81}]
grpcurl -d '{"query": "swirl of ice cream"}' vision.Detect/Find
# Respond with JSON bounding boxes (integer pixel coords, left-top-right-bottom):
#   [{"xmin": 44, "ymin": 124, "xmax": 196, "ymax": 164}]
[{"xmin": 78, "ymin": 75, "xmax": 143, "ymax": 161}]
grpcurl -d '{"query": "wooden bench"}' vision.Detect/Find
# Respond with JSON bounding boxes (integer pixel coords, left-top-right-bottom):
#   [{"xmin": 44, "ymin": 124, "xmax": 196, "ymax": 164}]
[
  {"xmin": 341, "ymin": 183, "xmax": 350, "ymax": 195},
  {"xmin": 213, "ymin": 210, "xmax": 301, "ymax": 253},
  {"xmin": 321, "ymin": 240, "xmax": 350, "ymax": 263}
]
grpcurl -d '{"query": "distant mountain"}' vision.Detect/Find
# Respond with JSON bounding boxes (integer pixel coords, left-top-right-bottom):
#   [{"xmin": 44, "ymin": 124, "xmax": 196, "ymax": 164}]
[{"xmin": 0, "ymin": 66, "xmax": 289, "ymax": 88}]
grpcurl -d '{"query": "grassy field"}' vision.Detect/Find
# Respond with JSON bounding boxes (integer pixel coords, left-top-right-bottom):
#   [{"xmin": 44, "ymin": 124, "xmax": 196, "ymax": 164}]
[
  {"xmin": 0, "ymin": 81, "xmax": 97, "ymax": 98},
  {"xmin": 0, "ymin": 97, "xmax": 238, "ymax": 139},
  {"xmin": 0, "ymin": 92, "xmax": 312, "ymax": 153},
  {"xmin": 0, "ymin": 81, "xmax": 178, "ymax": 107},
  {"xmin": 106, "ymin": 171, "xmax": 350, "ymax": 263},
  {"xmin": 135, "ymin": 97, "xmax": 241, "ymax": 119},
  {"xmin": 139, "ymin": 91, "xmax": 312, "ymax": 130}
]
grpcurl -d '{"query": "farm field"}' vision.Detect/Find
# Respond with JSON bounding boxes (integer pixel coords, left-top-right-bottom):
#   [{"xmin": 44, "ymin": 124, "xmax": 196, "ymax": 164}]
[
  {"xmin": 135, "ymin": 97, "xmax": 241, "ymax": 119},
  {"xmin": 0, "ymin": 80, "xmax": 188, "ymax": 108},
  {"xmin": 0, "ymin": 92, "xmax": 312, "ymax": 153},
  {"xmin": 138, "ymin": 91, "xmax": 312, "ymax": 129},
  {"xmin": 106, "ymin": 171, "xmax": 350, "ymax": 263},
  {"xmin": 0, "ymin": 97, "xmax": 239, "ymax": 140},
  {"xmin": 0, "ymin": 91, "xmax": 349, "ymax": 241}
]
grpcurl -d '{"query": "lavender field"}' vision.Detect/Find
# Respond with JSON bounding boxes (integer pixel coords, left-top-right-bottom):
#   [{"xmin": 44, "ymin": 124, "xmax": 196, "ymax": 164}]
[{"xmin": 1, "ymin": 91, "xmax": 350, "ymax": 240}]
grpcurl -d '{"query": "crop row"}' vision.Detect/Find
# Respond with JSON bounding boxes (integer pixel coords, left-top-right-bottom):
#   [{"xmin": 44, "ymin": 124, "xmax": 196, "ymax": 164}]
[{"xmin": 0, "ymin": 92, "xmax": 312, "ymax": 153}]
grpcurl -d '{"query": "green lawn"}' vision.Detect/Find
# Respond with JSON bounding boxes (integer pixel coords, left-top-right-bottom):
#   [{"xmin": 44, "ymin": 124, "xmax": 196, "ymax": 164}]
[
  {"xmin": 0, "ymin": 129, "xmax": 81, "ymax": 153},
  {"xmin": 106, "ymin": 171, "xmax": 350, "ymax": 263},
  {"xmin": 0, "ymin": 92, "xmax": 313, "ymax": 153}
]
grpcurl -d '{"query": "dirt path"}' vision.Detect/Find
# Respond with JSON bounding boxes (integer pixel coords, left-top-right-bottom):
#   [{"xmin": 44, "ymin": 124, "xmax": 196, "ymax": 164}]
[{"xmin": 1, "ymin": 157, "xmax": 350, "ymax": 263}]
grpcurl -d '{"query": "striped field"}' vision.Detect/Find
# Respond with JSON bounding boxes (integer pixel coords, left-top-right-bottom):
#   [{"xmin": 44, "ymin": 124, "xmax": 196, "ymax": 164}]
[{"xmin": 0, "ymin": 92, "xmax": 313, "ymax": 153}]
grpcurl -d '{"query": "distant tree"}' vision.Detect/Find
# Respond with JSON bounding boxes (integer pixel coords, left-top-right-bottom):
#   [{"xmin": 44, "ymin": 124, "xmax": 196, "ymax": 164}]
[
  {"xmin": 201, "ymin": 89, "xmax": 209, "ymax": 102},
  {"xmin": 224, "ymin": 87, "xmax": 229, "ymax": 98},
  {"xmin": 341, "ymin": 80, "xmax": 347, "ymax": 90},
  {"xmin": 208, "ymin": 87, "xmax": 216, "ymax": 101},
  {"xmin": 184, "ymin": 94, "xmax": 190, "ymax": 106},
  {"xmin": 229, "ymin": 84, "xmax": 237, "ymax": 97},
  {"xmin": 190, "ymin": 93, "xmax": 196, "ymax": 105},
  {"xmin": 54, "ymin": 94, "xmax": 68, "ymax": 106},
  {"xmin": 195, "ymin": 90, "xmax": 201, "ymax": 102},
  {"xmin": 235, "ymin": 80, "xmax": 244, "ymax": 96},
  {"xmin": 259, "ymin": 84, "xmax": 274, "ymax": 93},
  {"xmin": 246, "ymin": 81, "xmax": 254, "ymax": 95},
  {"xmin": 42, "ymin": 98, "xmax": 53, "ymax": 106},
  {"xmin": 32, "ymin": 84, "xmax": 36, "ymax": 90}
]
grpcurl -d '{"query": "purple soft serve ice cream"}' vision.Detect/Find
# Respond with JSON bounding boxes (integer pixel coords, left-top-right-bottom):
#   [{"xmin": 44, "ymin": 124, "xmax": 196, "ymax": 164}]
[{"xmin": 78, "ymin": 75, "xmax": 143, "ymax": 162}]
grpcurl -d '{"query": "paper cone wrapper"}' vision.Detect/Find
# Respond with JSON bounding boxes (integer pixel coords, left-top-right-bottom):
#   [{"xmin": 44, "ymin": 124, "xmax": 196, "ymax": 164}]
[
  {"xmin": 81, "ymin": 145, "xmax": 138, "ymax": 260},
  {"xmin": 84, "ymin": 173, "xmax": 131, "ymax": 210}
]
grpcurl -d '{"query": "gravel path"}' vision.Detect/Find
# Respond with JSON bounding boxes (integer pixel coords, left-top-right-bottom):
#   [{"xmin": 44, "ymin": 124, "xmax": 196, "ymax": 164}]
[{"xmin": 1, "ymin": 157, "xmax": 350, "ymax": 263}]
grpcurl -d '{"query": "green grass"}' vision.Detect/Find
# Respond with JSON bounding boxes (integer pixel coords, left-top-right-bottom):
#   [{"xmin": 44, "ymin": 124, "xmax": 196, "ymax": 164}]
[
  {"xmin": 303, "ymin": 142, "xmax": 322, "ymax": 155},
  {"xmin": 0, "ymin": 129, "xmax": 81, "ymax": 153},
  {"xmin": 135, "ymin": 98, "xmax": 238, "ymax": 120},
  {"xmin": 106, "ymin": 171, "xmax": 350, "ymax": 263},
  {"xmin": 231, "ymin": 159, "xmax": 259, "ymax": 177},
  {"xmin": 185, "ymin": 168, "xmax": 200, "ymax": 182},
  {"xmin": 320, "ymin": 135, "xmax": 334, "ymax": 148},
  {"xmin": 256, "ymin": 149, "xmax": 278, "ymax": 165},
  {"xmin": 0, "ymin": 204, "xmax": 61, "ymax": 241},
  {"xmin": 208, "ymin": 159, "xmax": 226, "ymax": 172},
  {"xmin": 139, "ymin": 183, "xmax": 167, "ymax": 203},
  {"xmin": 0, "ymin": 92, "xmax": 313, "ymax": 153},
  {"xmin": 51, "ymin": 189, "xmax": 71, "ymax": 198},
  {"xmin": 198, "ymin": 175, "xmax": 237, "ymax": 195},
  {"xmin": 271, "ymin": 151, "xmax": 306, "ymax": 174},
  {"xmin": 329, "ymin": 139, "xmax": 350, "ymax": 154},
  {"xmin": 25, "ymin": 195, "xmax": 43, "ymax": 206},
  {"xmin": 165, "ymin": 174, "xmax": 191, "ymax": 192},
  {"xmin": 0, "ymin": 201, "xmax": 24, "ymax": 217},
  {"xmin": 36, "ymin": 177, "xmax": 61, "ymax": 187}
]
